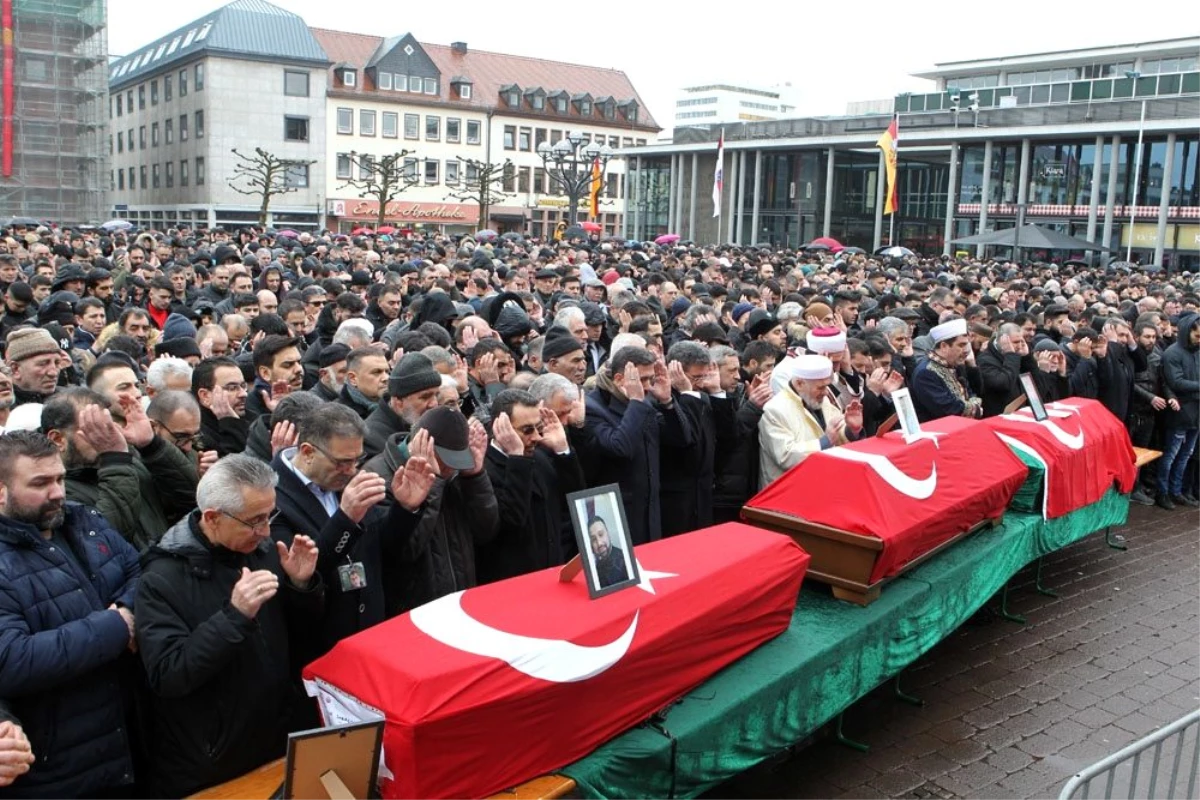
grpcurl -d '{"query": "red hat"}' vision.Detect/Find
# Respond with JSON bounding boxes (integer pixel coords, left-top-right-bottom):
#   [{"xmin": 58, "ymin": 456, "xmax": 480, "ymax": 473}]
[{"xmin": 602, "ymin": 270, "xmax": 620, "ymax": 286}]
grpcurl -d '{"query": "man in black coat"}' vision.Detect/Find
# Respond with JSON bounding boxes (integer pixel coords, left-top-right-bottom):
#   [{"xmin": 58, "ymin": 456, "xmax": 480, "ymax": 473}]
[
  {"xmin": 479, "ymin": 389, "xmax": 586, "ymax": 583},
  {"xmin": 1093, "ymin": 316, "xmax": 1145, "ymax": 424},
  {"xmin": 362, "ymin": 352, "xmax": 443, "ymax": 460},
  {"xmin": 977, "ymin": 323, "xmax": 1037, "ymax": 417},
  {"xmin": 269, "ymin": 405, "xmax": 436, "ymax": 656},
  {"xmin": 134, "ymin": 455, "xmax": 323, "ymax": 799}
]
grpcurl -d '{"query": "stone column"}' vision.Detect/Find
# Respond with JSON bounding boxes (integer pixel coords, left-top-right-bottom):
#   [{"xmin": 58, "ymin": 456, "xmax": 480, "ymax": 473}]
[
  {"xmin": 943, "ymin": 143, "xmax": 959, "ymax": 256},
  {"xmin": 1154, "ymin": 133, "xmax": 1177, "ymax": 267}
]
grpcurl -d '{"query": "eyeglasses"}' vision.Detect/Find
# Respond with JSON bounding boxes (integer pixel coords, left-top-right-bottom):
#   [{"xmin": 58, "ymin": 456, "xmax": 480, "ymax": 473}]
[
  {"xmin": 307, "ymin": 299, "xmax": 326, "ymax": 307},
  {"xmin": 156, "ymin": 423, "xmax": 201, "ymax": 448},
  {"xmin": 516, "ymin": 423, "xmax": 546, "ymax": 437},
  {"xmin": 221, "ymin": 509, "xmax": 279, "ymax": 531},
  {"xmin": 309, "ymin": 441, "xmax": 362, "ymax": 469}
]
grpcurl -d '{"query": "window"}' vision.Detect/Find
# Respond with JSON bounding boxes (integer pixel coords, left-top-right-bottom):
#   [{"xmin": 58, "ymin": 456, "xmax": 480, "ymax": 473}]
[
  {"xmin": 118, "ymin": 169, "xmax": 125, "ymax": 190},
  {"xmin": 531, "ymin": 94, "xmax": 545, "ymax": 110},
  {"xmin": 580, "ymin": 100, "xmax": 592, "ymax": 116},
  {"xmin": 23, "ymin": 56, "xmax": 47, "ymax": 82},
  {"xmin": 423, "ymin": 77, "xmax": 437, "ymax": 95},
  {"xmin": 404, "ymin": 113, "xmax": 419, "ymax": 139},
  {"xmin": 195, "ymin": 110, "xmax": 204, "ymax": 138},
  {"xmin": 128, "ymin": 167, "xmax": 135, "ymax": 189},
  {"xmin": 138, "ymin": 84, "xmax": 146, "ymax": 109},
  {"xmin": 139, "ymin": 165, "xmax": 147, "ymax": 189},
  {"xmin": 379, "ymin": 71, "xmax": 392, "ymax": 91},
  {"xmin": 285, "ymin": 116, "xmax": 309, "ymax": 142},
  {"xmin": 284, "ymin": 163, "xmax": 309, "ymax": 188},
  {"xmin": 424, "ymin": 159, "xmax": 439, "ymax": 184},
  {"xmin": 554, "ymin": 95, "xmax": 568, "ymax": 113},
  {"xmin": 503, "ymin": 125, "xmax": 516, "ymax": 150},
  {"xmin": 606, "ymin": 174, "xmax": 617, "ymax": 198},
  {"xmin": 409, "ymin": 75, "xmax": 421, "ymax": 93},
  {"xmin": 502, "ymin": 163, "xmax": 515, "ymax": 192},
  {"xmin": 444, "ymin": 117, "xmax": 461, "ymax": 144},
  {"xmin": 196, "ymin": 157, "xmax": 205, "ymax": 185},
  {"xmin": 603, "ymin": 102, "xmax": 615, "ymax": 119},
  {"xmin": 395, "ymin": 74, "xmax": 408, "ymax": 92},
  {"xmin": 518, "ymin": 166, "xmax": 530, "ymax": 193},
  {"xmin": 446, "ymin": 159, "xmax": 459, "ymax": 185},
  {"xmin": 336, "ymin": 153, "xmax": 352, "ymax": 179},
  {"xmin": 165, "ymin": 118, "xmax": 173, "ymax": 144},
  {"xmin": 179, "ymin": 114, "xmax": 188, "ymax": 141},
  {"xmin": 534, "ymin": 167, "xmax": 545, "ymax": 194},
  {"xmin": 151, "ymin": 79, "xmax": 159, "ymax": 105},
  {"xmin": 139, "ymin": 126, "xmax": 146, "ymax": 149},
  {"xmin": 342, "ymin": 68, "xmax": 356, "ymax": 87},
  {"xmin": 550, "ymin": 129, "xmax": 561, "ymax": 144},
  {"xmin": 518, "ymin": 127, "xmax": 531, "ymax": 151},
  {"xmin": 359, "ymin": 110, "xmax": 375, "ymax": 137},
  {"xmin": 535, "ymin": 128, "xmax": 547, "ymax": 149},
  {"xmin": 465, "ymin": 161, "xmax": 479, "ymax": 183},
  {"xmin": 195, "ymin": 63, "xmax": 204, "ymax": 90},
  {"xmin": 425, "ymin": 115, "xmax": 440, "ymax": 140},
  {"xmin": 151, "ymin": 122, "xmax": 159, "ymax": 146},
  {"xmin": 117, "ymin": 131, "xmax": 124, "ymax": 153},
  {"xmin": 466, "ymin": 119, "xmax": 481, "ymax": 144},
  {"xmin": 152, "ymin": 163, "xmax": 160, "ymax": 188},
  {"xmin": 609, "ymin": 135, "xmax": 619, "ymax": 148},
  {"xmin": 336, "ymin": 107, "xmax": 353, "ymax": 134},
  {"xmin": 403, "ymin": 157, "xmax": 418, "ymax": 181},
  {"xmin": 506, "ymin": 89, "xmax": 519, "ymax": 107},
  {"xmin": 126, "ymin": 90, "xmax": 133, "ymax": 111},
  {"xmin": 116, "ymin": 94, "xmax": 123, "ymax": 116},
  {"xmin": 382, "ymin": 112, "xmax": 398, "ymax": 138},
  {"xmin": 128, "ymin": 128, "xmax": 134, "ymax": 150},
  {"xmin": 179, "ymin": 68, "xmax": 187, "ymax": 96},
  {"xmin": 284, "ymin": 69, "xmax": 309, "ymax": 96},
  {"xmin": 165, "ymin": 161, "xmax": 174, "ymax": 188},
  {"xmin": 358, "ymin": 154, "xmax": 374, "ymax": 180},
  {"xmin": 164, "ymin": 74, "xmax": 172, "ymax": 101},
  {"xmin": 180, "ymin": 159, "xmax": 188, "ymax": 187},
  {"xmin": 460, "ymin": 83, "xmax": 472, "ymax": 99}
]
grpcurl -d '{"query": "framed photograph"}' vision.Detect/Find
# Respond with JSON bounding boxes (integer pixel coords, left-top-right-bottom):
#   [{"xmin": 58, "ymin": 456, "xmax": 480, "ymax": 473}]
[
  {"xmin": 282, "ymin": 719, "xmax": 385, "ymax": 800},
  {"xmin": 1019, "ymin": 372, "xmax": 1049, "ymax": 422},
  {"xmin": 891, "ymin": 387, "xmax": 922, "ymax": 442},
  {"xmin": 566, "ymin": 484, "xmax": 640, "ymax": 599}
]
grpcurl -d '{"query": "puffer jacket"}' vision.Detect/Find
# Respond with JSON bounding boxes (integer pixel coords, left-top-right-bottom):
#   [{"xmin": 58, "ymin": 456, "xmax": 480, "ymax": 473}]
[
  {"xmin": 1162, "ymin": 312, "xmax": 1200, "ymax": 429},
  {"xmin": 364, "ymin": 432, "xmax": 499, "ymax": 615},
  {"xmin": 712, "ymin": 389, "xmax": 765, "ymax": 515},
  {"xmin": 135, "ymin": 513, "xmax": 324, "ymax": 799},
  {"xmin": 0, "ymin": 503, "xmax": 140, "ymax": 799}
]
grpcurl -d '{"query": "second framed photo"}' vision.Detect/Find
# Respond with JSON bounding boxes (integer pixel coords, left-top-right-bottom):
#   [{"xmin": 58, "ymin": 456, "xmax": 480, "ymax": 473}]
[{"xmin": 566, "ymin": 484, "xmax": 640, "ymax": 600}]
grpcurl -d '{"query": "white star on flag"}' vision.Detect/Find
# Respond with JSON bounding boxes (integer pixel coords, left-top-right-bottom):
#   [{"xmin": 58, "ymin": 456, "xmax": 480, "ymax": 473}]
[{"xmin": 634, "ymin": 561, "xmax": 677, "ymax": 595}]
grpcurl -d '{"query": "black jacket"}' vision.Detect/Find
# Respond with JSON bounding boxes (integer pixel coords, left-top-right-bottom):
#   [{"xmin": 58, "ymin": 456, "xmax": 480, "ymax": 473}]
[
  {"xmin": 1063, "ymin": 346, "xmax": 1099, "ymax": 399},
  {"xmin": 1131, "ymin": 345, "xmax": 1165, "ymax": 416},
  {"xmin": 1095, "ymin": 341, "xmax": 1144, "ymax": 423},
  {"xmin": 310, "ymin": 379, "xmax": 339, "ymax": 402},
  {"xmin": 135, "ymin": 513, "xmax": 324, "ymax": 799},
  {"xmin": 977, "ymin": 341, "xmax": 1036, "ymax": 418},
  {"xmin": 199, "ymin": 406, "xmax": 250, "ymax": 457},
  {"xmin": 244, "ymin": 413, "xmax": 274, "ymax": 462},
  {"xmin": 479, "ymin": 442, "xmax": 587, "ymax": 583},
  {"xmin": 0, "ymin": 503, "xmax": 140, "ymax": 799},
  {"xmin": 660, "ymin": 391, "xmax": 728, "ymax": 537},
  {"xmin": 1162, "ymin": 313, "xmax": 1199, "ymax": 429},
  {"xmin": 713, "ymin": 389, "xmax": 765, "ymax": 514},
  {"xmin": 269, "ymin": 450, "xmax": 420, "ymax": 656},
  {"xmin": 335, "ymin": 383, "xmax": 375, "ymax": 420},
  {"xmin": 364, "ymin": 433, "xmax": 499, "ymax": 614},
  {"xmin": 363, "ymin": 399, "xmax": 408, "ymax": 461}
]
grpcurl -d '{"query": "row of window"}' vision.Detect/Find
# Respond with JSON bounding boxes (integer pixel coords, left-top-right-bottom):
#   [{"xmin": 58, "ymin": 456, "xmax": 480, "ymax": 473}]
[
  {"xmin": 111, "ymin": 112, "xmax": 203, "ymax": 154},
  {"xmin": 112, "ymin": 158, "xmax": 205, "ymax": 191},
  {"xmin": 112, "ymin": 64, "xmax": 204, "ymax": 118},
  {"xmin": 676, "ymin": 96, "xmax": 718, "ymax": 107},
  {"xmin": 334, "ymin": 108, "xmax": 482, "ymax": 144},
  {"xmin": 676, "ymin": 110, "xmax": 718, "ymax": 119},
  {"xmin": 502, "ymin": 127, "xmax": 643, "ymax": 152},
  {"xmin": 945, "ymin": 60, "xmax": 1153, "ymax": 91},
  {"xmin": 333, "ymin": 155, "xmax": 626, "ymax": 198}
]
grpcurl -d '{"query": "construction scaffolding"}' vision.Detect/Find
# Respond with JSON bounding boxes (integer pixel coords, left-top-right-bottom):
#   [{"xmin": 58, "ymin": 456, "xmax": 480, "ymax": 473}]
[{"xmin": 0, "ymin": 0, "xmax": 108, "ymax": 225}]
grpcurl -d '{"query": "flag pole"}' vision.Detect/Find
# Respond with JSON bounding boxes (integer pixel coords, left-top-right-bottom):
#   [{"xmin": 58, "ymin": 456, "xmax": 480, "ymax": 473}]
[{"xmin": 716, "ymin": 128, "xmax": 723, "ymax": 240}]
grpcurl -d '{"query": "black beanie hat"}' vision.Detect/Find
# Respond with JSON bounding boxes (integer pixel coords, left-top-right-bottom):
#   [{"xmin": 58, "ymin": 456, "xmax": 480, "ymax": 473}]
[
  {"xmin": 387, "ymin": 352, "xmax": 442, "ymax": 399},
  {"xmin": 541, "ymin": 325, "xmax": 584, "ymax": 360}
]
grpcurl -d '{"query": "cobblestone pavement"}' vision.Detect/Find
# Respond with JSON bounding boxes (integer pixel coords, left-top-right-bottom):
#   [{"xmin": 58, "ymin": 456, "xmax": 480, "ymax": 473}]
[{"xmin": 710, "ymin": 502, "xmax": 1200, "ymax": 799}]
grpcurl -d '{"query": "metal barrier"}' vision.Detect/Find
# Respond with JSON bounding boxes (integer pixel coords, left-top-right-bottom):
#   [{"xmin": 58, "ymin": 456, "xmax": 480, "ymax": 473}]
[{"xmin": 1059, "ymin": 710, "xmax": 1200, "ymax": 799}]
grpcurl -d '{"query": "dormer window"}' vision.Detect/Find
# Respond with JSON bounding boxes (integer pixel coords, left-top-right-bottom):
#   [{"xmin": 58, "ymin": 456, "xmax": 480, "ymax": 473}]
[
  {"xmin": 619, "ymin": 99, "xmax": 639, "ymax": 123},
  {"xmin": 572, "ymin": 93, "xmax": 593, "ymax": 116},
  {"xmin": 342, "ymin": 67, "xmax": 357, "ymax": 87},
  {"xmin": 500, "ymin": 84, "xmax": 521, "ymax": 107},
  {"xmin": 596, "ymin": 96, "xmax": 615, "ymax": 119},
  {"xmin": 451, "ymin": 76, "xmax": 473, "ymax": 100},
  {"xmin": 525, "ymin": 86, "xmax": 546, "ymax": 110},
  {"xmin": 460, "ymin": 84, "xmax": 472, "ymax": 99},
  {"xmin": 549, "ymin": 90, "xmax": 569, "ymax": 114}
]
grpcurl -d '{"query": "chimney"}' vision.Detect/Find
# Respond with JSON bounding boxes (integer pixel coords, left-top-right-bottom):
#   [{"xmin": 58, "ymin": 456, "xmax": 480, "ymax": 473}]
[{"xmin": 451, "ymin": 41, "xmax": 468, "ymax": 55}]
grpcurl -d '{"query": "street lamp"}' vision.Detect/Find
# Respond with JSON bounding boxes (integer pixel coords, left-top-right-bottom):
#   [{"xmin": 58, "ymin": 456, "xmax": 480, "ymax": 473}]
[
  {"xmin": 1125, "ymin": 70, "xmax": 1146, "ymax": 262},
  {"xmin": 537, "ymin": 131, "xmax": 615, "ymax": 225}
]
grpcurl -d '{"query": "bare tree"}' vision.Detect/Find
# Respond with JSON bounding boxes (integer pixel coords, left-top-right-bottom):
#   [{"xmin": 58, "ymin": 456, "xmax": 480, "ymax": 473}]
[
  {"xmin": 227, "ymin": 147, "xmax": 316, "ymax": 227},
  {"xmin": 340, "ymin": 151, "xmax": 418, "ymax": 230},
  {"xmin": 445, "ymin": 158, "xmax": 514, "ymax": 232}
]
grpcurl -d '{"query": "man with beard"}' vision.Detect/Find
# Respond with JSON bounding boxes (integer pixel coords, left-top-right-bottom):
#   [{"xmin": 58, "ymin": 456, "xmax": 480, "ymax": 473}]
[
  {"xmin": 193, "ymin": 356, "xmax": 251, "ymax": 456},
  {"xmin": 0, "ymin": 430, "xmax": 141, "ymax": 798},
  {"xmin": 0, "ymin": 364, "xmax": 14, "ymax": 429},
  {"xmin": 588, "ymin": 515, "xmax": 628, "ymax": 588},
  {"xmin": 541, "ymin": 325, "xmax": 588, "ymax": 386},
  {"xmin": 43, "ymin": 387, "xmax": 199, "ymax": 551},
  {"xmin": 362, "ymin": 352, "xmax": 443, "ymax": 460},
  {"xmin": 244, "ymin": 335, "xmax": 305, "ymax": 423},
  {"xmin": 910, "ymin": 319, "xmax": 984, "ymax": 422},
  {"xmin": 311, "ymin": 343, "xmax": 349, "ymax": 402},
  {"xmin": 118, "ymin": 308, "xmax": 153, "ymax": 360}
]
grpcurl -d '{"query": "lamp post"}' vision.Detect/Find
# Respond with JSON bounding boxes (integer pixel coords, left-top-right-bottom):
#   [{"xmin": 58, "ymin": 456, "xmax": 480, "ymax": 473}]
[
  {"xmin": 1125, "ymin": 71, "xmax": 1147, "ymax": 262},
  {"xmin": 536, "ymin": 131, "xmax": 614, "ymax": 226}
]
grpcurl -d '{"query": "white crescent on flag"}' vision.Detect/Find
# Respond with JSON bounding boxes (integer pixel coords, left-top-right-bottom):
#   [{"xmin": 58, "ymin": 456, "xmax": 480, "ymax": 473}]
[
  {"xmin": 1000, "ymin": 406, "xmax": 1085, "ymax": 450},
  {"xmin": 410, "ymin": 591, "xmax": 639, "ymax": 683},
  {"xmin": 822, "ymin": 447, "xmax": 937, "ymax": 499}
]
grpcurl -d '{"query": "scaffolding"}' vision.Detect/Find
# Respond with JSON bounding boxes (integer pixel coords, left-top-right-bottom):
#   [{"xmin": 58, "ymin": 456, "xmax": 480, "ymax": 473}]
[{"xmin": 0, "ymin": 0, "xmax": 108, "ymax": 225}]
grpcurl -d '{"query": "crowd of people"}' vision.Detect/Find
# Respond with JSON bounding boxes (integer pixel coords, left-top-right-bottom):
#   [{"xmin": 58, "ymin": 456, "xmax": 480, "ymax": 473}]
[{"xmin": 0, "ymin": 220, "xmax": 1196, "ymax": 797}]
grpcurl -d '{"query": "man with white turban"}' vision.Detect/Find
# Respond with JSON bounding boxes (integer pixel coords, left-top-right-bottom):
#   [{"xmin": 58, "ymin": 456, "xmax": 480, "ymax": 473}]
[
  {"xmin": 910, "ymin": 318, "xmax": 983, "ymax": 421},
  {"xmin": 758, "ymin": 354, "xmax": 864, "ymax": 487}
]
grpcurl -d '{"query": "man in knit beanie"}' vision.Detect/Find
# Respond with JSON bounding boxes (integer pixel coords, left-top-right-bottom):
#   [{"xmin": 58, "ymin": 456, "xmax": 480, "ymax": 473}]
[
  {"xmin": 361, "ymin": 352, "xmax": 443, "ymax": 459},
  {"xmin": 6, "ymin": 328, "xmax": 63, "ymax": 407},
  {"xmin": 541, "ymin": 325, "xmax": 587, "ymax": 386}
]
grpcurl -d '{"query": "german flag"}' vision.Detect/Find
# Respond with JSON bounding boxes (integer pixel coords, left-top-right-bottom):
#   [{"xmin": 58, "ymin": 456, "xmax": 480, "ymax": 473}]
[{"xmin": 876, "ymin": 114, "xmax": 899, "ymax": 215}]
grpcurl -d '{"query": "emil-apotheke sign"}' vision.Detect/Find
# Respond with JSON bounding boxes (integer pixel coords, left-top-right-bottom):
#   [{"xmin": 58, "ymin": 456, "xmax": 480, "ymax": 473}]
[{"xmin": 330, "ymin": 199, "xmax": 479, "ymax": 224}]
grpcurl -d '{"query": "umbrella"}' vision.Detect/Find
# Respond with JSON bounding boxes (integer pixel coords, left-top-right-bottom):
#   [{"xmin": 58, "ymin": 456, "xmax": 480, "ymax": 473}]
[
  {"xmin": 376, "ymin": 226, "xmax": 397, "ymax": 235},
  {"xmin": 950, "ymin": 224, "xmax": 1109, "ymax": 251},
  {"xmin": 654, "ymin": 233, "xmax": 681, "ymax": 245},
  {"xmin": 581, "ymin": 221, "xmax": 602, "ymax": 233},
  {"xmin": 351, "ymin": 226, "xmax": 375, "ymax": 235},
  {"xmin": 563, "ymin": 225, "xmax": 587, "ymax": 240},
  {"xmin": 500, "ymin": 231, "xmax": 525, "ymax": 241},
  {"xmin": 840, "ymin": 246, "xmax": 867, "ymax": 255},
  {"xmin": 476, "ymin": 229, "xmax": 499, "ymax": 241},
  {"xmin": 276, "ymin": 228, "xmax": 299, "ymax": 238},
  {"xmin": 100, "ymin": 219, "xmax": 133, "ymax": 232},
  {"xmin": 810, "ymin": 236, "xmax": 844, "ymax": 251},
  {"xmin": 602, "ymin": 235, "xmax": 627, "ymax": 244},
  {"xmin": 1062, "ymin": 259, "xmax": 1089, "ymax": 267},
  {"xmin": 875, "ymin": 245, "xmax": 915, "ymax": 258},
  {"xmin": 2, "ymin": 216, "xmax": 40, "ymax": 228},
  {"xmin": 803, "ymin": 243, "xmax": 832, "ymax": 252}
]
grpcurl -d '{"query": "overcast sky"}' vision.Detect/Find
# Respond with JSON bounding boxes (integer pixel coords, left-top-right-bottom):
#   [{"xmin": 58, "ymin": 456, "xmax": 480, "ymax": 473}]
[{"xmin": 108, "ymin": 0, "xmax": 1194, "ymax": 129}]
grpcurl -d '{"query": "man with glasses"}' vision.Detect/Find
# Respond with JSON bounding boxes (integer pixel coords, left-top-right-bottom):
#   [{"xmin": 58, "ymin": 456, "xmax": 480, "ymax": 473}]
[
  {"xmin": 194, "ymin": 356, "xmax": 250, "ymax": 456},
  {"xmin": 270, "ymin": 404, "xmax": 436, "ymax": 655}
]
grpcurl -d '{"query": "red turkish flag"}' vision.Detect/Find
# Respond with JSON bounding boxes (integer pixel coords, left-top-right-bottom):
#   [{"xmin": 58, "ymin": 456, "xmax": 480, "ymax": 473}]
[
  {"xmin": 985, "ymin": 398, "xmax": 1136, "ymax": 518},
  {"xmin": 746, "ymin": 416, "xmax": 1028, "ymax": 583},
  {"xmin": 303, "ymin": 524, "xmax": 809, "ymax": 799}
]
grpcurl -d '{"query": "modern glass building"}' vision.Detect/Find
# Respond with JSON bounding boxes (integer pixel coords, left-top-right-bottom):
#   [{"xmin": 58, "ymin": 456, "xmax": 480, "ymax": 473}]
[{"xmin": 623, "ymin": 37, "xmax": 1200, "ymax": 270}]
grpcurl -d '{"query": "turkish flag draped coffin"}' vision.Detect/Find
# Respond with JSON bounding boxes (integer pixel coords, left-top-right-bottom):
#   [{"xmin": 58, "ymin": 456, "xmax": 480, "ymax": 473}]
[
  {"xmin": 303, "ymin": 524, "xmax": 809, "ymax": 799},
  {"xmin": 746, "ymin": 416, "xmax": 1028, "ymax": 584},
  {"xmin": 985, "ymin": 398, "xmax": 1137, "ymax": 518}
]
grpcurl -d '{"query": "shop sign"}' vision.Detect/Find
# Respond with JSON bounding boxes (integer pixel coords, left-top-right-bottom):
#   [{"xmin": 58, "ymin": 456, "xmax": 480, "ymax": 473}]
[{"xmin": 329, "ymin": 199, "xmax": 479, "ymax": 224}]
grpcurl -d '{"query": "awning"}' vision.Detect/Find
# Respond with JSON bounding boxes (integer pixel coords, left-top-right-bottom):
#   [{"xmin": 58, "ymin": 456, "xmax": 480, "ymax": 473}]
[{"xmin": 489, "ymin": 213, "xmax": 528, "ymax": 223}]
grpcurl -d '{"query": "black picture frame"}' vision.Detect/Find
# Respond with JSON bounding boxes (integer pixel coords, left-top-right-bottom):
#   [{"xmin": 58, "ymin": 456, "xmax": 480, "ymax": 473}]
[
  {"xmin": 282, "ymin": 719, "xmax": 385, "ymax": 800},
  {"xmin": 1020, "ymin": 372, "xmax": 1049, "ymax": 422},
  {"xmin": 566, "ymin": 483, "xmax": 641, "ymax": 600}
]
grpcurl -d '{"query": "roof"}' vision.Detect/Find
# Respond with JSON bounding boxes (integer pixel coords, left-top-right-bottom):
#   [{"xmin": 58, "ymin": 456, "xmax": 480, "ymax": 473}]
[
  {"xmin": 110, "ymin": 0, "xmax": 328, "ymax": 90},
  {"xmin": 912, "ymin": 36, "xmax": 1200, "ymax": 79},
  {"xmin": 310, "ymin": 28, "xmax": 659, "ymax": 131}
]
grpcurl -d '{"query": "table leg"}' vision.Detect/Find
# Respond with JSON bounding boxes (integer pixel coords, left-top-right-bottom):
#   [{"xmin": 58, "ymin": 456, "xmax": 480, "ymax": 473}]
[
  {"xmin": 894, "ymin": 673, "xmax": 924, "ymax": 707},
  {"xmin": 834, "ymin": 712, "xmax": 870, "ymax": 752},
  {"xmin": 1105, "ymin": 525, "xmax": 1128, "ymax": 551},
  {"xmin": 1035, "ymin": 557, "xmax": 1060, "ymax": 598},
  {"xmin": 1000, "ymin": 581, "xmax": 1027, "ymax": 624}
]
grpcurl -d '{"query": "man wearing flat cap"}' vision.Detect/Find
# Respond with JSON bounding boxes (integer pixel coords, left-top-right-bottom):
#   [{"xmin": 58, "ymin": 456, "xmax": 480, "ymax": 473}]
[
  {"xmin": 910, "ymin": 318, "xmax": 983, "ymax": 422},
  {"xmin": 758, "ymin": 354, "xmax": 864, "ymax": 487}
]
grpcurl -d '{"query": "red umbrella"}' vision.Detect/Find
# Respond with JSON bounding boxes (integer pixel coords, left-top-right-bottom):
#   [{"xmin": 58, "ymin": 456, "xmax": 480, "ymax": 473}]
[
  {"xmin": 351, "ymin": 226, "xmax": 375, "ymax": 235},
  {"xmin": 581, "ymin": 221, "xmax": 602, "ymax": 233},
  {"xmin": 654, "ymin": 233, "xmax": 681, "ymax": 245},
  {"xmin": 377, "ymin": 226, "xmax": 397, "ymax": 234},
  {"xmin": 810, "ymin": 236, "xmax": 844, "ymax": 251}
]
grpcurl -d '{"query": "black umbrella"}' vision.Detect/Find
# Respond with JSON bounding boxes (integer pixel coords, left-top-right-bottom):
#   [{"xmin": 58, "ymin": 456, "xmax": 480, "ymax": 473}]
[
  {"xmin": 1063, "ymin": 259, "xmax": 1089, "ymax": 267},
  {"xmin": 802, "ymin": 242, "xmax": 831, "ymax": 251},
  {"xmin": 500, "ymin": 231, "xmax": 524, "ymax": 241},
  {"xmin": 2, "ymin": 216, "xmax": 40, "ymax": 228},
  {"xmin": 840, "ymin": 246, "xmax": 867, "ymax": 255},
  {"xmin": 563, "ymin": 225, "xmax": 587, "ymax": 240}
]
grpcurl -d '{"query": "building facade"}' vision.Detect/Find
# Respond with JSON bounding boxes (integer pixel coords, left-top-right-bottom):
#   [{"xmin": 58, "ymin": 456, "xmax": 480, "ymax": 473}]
[
  {"xmin": 1, "ymin": 0, "xmax": 108, "ymax": 225},
  {"xmin": 629, "ymin": 38, "xmax": 1200, "ymax": 270},
  {"xmin": 313, "ymin": 29, "xmax": 658, "ymax": 237},
  {"xmin": 107, "ymin": 0, "xmax": 328, "ymax": 230},
  {"xmin": 672, "ymin": 83, "xmax": 799, "ymax": 126}
]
